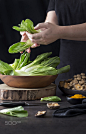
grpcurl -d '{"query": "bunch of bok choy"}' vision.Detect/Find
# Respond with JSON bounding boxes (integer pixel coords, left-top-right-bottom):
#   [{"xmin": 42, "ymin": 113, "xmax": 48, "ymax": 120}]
[{"xmin": 0, "ymin": 52, "xmax": 70, "ymax": 76}]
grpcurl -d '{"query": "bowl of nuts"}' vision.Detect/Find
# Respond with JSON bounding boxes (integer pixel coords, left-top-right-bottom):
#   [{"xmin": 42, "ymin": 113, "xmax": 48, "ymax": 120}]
[{"xmin": 58, "ymin": 73, "xmax": 86, "ymax": 96}]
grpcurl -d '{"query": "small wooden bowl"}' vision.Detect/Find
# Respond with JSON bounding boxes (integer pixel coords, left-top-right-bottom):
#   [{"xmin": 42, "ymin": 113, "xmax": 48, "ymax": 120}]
[{"xmin": 0, "ymin": 74, "xmax": 58, "ymax": 88}]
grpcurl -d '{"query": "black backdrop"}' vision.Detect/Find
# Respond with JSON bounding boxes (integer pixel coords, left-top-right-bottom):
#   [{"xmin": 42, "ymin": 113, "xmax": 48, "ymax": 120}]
[{"xmin": 0, "ymin": 0, "xmax": 60, "ymax": 64}]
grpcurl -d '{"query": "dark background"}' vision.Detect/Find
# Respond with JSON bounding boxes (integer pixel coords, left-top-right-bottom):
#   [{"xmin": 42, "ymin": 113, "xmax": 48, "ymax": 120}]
[{"xmin": 0, "ymin": 0, "xmax": 60, "ymax": 64}]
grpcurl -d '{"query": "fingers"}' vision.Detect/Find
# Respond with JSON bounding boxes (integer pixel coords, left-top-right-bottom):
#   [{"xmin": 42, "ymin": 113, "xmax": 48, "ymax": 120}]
[
  {"xmin": 20, "ymin": 32, "xmax": 26, "ymax": 36},
  {"xmin": 20, "ymin": 32, "xmax": 29, "ymax": 42},
  {"xmin": 31, "ymin": 43, "xmax": 40, "ymax": 48},
  {"xmin": 26, "ymin": 48, "xmax": 31, "ymax": 53},
  {"xmin": 34, "ymin": 22, "xmax": 48, "ymax": 30},
  {"xmin": 20, "ymin": 51, "xmax": 23, "ymax": 53},
  {"xmin": 26, "ymin": 32, "xmax": 42, "ymax": 40}
]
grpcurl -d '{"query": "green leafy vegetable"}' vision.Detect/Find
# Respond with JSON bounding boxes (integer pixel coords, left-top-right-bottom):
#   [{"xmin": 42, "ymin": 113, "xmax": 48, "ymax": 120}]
[
  {"xmin": 10, "ymin": 59, "xmax": 19, "ymax": 70},
  {"xmin": 16, "ymin": 52, "xmax": 31, "ymax": 69},
  {"xmin": 10, "ymin": 51, "xmax": 31, "ymax": 70},
  {"xmin": 57, "ymin": 65, "xmax": 70, "ymax": 74},
  {"xmin": 20, "ymin": 52, "xmax": 52, "ymax": 71},
  {"xmin": 40, "ymin": 56, "xmax": 60, "ymax": 68},
  {"xmin": 13, "ymin": 19, "xmax": 38, "ymax": 33},
  {"xmin": 24, "ymin": 65, "xmax": 58, "ymax": 76},
  {"xmin": 9, "ymin": 19, "xmax": 39, "ymax": 53},
  {"xmin": 0, "ymin": 52, "xmax": 70, "ymax": 76},
  {"xmin": 9, "ymin": 40, "xmax": 33, "ymax": 53},
  {"xmin": 0, "ymin": 60, "xmax": 13, "ymax": 75},
  {"xmin": 40, "ymin": 96, "xmax": 61, "ymax": 102},
  {"xmin": 0, "ymin": 106, "xmax": 28, "ymax": 117}
]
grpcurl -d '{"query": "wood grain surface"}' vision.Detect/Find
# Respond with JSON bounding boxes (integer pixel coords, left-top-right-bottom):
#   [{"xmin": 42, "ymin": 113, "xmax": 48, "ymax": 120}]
[
  {"xmin": 0, "ymin": 83, "xmax": 57, "ymax": 100},
  {"xmin": 0, "ymin": 74, "xmax": 58, "ymax": 88}
]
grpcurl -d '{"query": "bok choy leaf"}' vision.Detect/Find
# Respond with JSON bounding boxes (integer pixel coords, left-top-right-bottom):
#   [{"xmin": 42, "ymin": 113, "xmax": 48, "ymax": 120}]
[
  {"xmin": 20, "ymin": 52, "xmax": 52, "ymax": 71},
  {"xmin": 0, "ymin": 106, "xmax": 28, "ymax": 117},
  {"xmin": 57, "ymin": 65, "xmax": 70, "ymax": 74},
  {"xmin": 0, "ymin": 60, "xmax": 13, "ymax": 75},
  {"xmin": 41, "ymin": 96, "xmax": 61, "ymax": 102},
  {"xmin": 10, "ymin": 59, "xmax": 19, "ymax": 70},
  {"xmin": 40, "ymin": 56, "xmax": 60, "ymax": 68},
  {"xmin": 9, "ymin": 40, "xmax": 33, "ymax": 53},
  {"xmin": 13, "ymin": 19, "xmax": 38, "ymax": 33}
]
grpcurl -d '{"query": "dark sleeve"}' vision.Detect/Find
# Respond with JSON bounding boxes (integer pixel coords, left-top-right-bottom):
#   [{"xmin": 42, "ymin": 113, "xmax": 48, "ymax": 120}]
[{"xmin": 47, "ymin": 0, "xmax": 55, "ymax": 12}]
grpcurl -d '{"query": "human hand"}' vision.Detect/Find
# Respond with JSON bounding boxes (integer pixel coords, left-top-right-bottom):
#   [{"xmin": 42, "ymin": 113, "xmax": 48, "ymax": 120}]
[
  {"xmin": 25, "ymin": 22, "xmax": 60, "ymax": 45},
  {"xmin": 20, "ymin": 32, "xmax": 40, "ymax": 53}
]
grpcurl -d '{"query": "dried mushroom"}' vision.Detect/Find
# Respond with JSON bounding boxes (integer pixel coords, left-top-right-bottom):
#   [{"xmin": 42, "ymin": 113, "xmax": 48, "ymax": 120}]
[
  {"xmin": 64, "ymin": 82, "xmax": 69, "ymax": 88},
  {"xmin": 35, "ymin": 111, "xmax": 46, "ymax": 117},
  {"xmin": 74, "ymin": 75, "xmax": 77, "ymax": 78},
  {"xmin": 77, "ymin": 74, "xmax": 81, "ymax": 77},
  {"xmin": 73, "ymin": 80, "xmax": 78, "ymax": 84},
  {"xmin": 47, "ymin": 102, "xmax": 60, "ymax": 110},
  {"xmin": 82, "ymin": 76, "xmax": 86, "ymax": 79},
  {"xmin": 59, "ymin": 81, "xmax": 64, "ymax": 87},
  {"xmin": 81, "ymin": 73, "xmax": 85, "ymax": 76},
  {"xmin": 59, "ymin": 73, "xmax": 86, "ymax": 91},
  {"xmin": 79, "ymin": 80, "xmax": 85, "ymax": 85},
  {"xmin": 74, "ymin": 84, "xmax": 83, "ymax": 90},
  {"xmin": 77, "ymin": 77, "xmax": 81, "ymax": 81},
  {"xmin": 65, "ymin": 78, "xmax": 73, "ymax": 82}
]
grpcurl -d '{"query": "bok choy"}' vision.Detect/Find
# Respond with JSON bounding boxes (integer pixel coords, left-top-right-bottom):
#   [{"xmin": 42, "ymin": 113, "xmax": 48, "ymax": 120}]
[
  {"xmin": 0, "ymin": 106, "xmax": 28, "ymax": 117},
  {"xmin": 9, "ymin": 19, "xmax": 39, "ymax": 53},
  {"xmin": 0, "ymin": 52, "xmax": 70, "ymax": 76},
  {"xmin": 0, "ymin": 60, "xmax": 13, "ymax": 75}
]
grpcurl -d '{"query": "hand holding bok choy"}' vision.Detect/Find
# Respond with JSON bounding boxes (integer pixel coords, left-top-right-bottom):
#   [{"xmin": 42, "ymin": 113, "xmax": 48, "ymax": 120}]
[
  {"xmin": 9, "ymin": 19, "xmax": 39, "ymax": 53},
  {"xmin": 0, "ymin": 52, "xmax": 70, "ymax": 76}
]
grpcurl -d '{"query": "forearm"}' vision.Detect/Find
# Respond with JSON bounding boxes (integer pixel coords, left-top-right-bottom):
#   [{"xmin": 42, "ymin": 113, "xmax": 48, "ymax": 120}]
[
  {"xmin": 59, "ymin": 23, "xmax": 86, "ymax": 41},
  {"xmin": 45, "ymin": 11, "xmax": 58, "ymax": 25}
]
